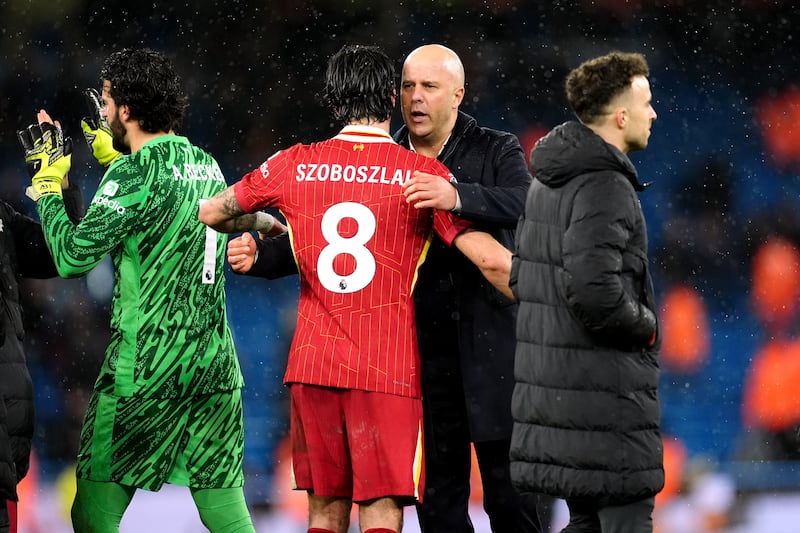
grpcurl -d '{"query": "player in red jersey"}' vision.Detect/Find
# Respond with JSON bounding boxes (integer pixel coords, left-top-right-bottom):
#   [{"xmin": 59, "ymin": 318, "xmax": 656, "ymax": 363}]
[{"xmin": 199, "ymin": 44, "xmax": 511, "ymax": 533}]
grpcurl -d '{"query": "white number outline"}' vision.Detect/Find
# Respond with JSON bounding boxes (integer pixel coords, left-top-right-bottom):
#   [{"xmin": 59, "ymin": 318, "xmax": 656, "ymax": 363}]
[{"xmin": 317, "ymin": 202, "xmax": 376, "ymax": 293}]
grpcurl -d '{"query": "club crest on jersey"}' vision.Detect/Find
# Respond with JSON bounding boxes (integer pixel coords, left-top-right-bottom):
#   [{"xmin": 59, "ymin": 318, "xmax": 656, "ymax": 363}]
[
  {"xmin": 259, "ymin": 161, "xmax": 270, "ymax": 178},
  {"xmin": 102, "ymin": 181, "xmax": 119, "ymax": 196},
  {"xmin": 353, "ymin": 143, "xmax": 365, "ymax": 151}
]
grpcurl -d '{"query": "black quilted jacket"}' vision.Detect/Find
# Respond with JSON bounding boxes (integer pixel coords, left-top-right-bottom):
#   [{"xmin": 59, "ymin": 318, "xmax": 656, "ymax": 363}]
[
  {"xmin": 509, "ymin": 121, "xmax": 664, "ymax": 506},
  {"xmin": 0, "ymin": 186, "xmax": 82, "ymax": 501}
]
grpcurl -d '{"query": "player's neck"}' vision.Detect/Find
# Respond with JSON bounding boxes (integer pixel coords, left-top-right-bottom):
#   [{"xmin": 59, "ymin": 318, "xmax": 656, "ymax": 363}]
[
  {"xmin": 349, "ymin": 118, "xmax": 391, "ymax": 134},
  {"xmin": 128, "ymin": 128, "xmax": 171, "ymax": 153},
  {"xmin": 586, "ymin": 120, "xmax": 628, "ymax": 155}
]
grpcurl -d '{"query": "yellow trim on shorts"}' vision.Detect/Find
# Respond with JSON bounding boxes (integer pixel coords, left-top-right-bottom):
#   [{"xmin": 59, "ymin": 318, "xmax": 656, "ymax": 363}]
[{"xmin": 413, "ymin": 420, "xmax": 424, "ymax": 500}]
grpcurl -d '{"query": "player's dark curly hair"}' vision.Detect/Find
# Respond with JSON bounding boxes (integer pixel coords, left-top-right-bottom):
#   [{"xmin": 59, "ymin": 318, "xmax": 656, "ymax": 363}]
[
  {"xmin": 566, "ymin": 52, "xmax": 649, "ymax": 125},
  {"xmin": 323, "ymin": 44, "xmax": 396, "ymax": 125},
  {"xmin": 101, "ymin": 48, "xmax": 188, "ymax": 133}
]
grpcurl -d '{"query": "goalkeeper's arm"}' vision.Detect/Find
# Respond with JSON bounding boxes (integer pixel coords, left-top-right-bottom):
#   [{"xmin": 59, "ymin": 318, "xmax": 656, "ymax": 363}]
[{"xmin": 61, "ymin": 177, "xmax": 86, "ymax": 225}]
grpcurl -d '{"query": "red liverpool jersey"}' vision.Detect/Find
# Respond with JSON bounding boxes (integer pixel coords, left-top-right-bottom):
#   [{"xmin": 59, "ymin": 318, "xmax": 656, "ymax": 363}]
[{"xmin": 234, "ymin": 125, "xmax": 470, "ymax": 398}]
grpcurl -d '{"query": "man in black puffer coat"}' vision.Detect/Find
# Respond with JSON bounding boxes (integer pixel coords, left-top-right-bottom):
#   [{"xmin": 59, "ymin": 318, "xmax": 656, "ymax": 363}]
[
  {"xmin": 510, "ymin": 52, "xmax": 664, "ymax": 533},
  {"xmin": 0, "ymin": 178, "xmax": 83, "ymax": 532}
]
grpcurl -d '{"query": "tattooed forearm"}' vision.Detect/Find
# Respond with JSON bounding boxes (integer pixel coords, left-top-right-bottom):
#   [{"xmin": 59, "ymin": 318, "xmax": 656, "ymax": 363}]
[
  {"xmin": 198, "ymin": 185, "xmax": 247, "ymax": 233},
  {"xmin": 221, "ymin": 188, "xmax": 245, "ymax": 217},
  {"xmin": 231, "ymin": 214, "xmax": 258, "ymax": 231}
]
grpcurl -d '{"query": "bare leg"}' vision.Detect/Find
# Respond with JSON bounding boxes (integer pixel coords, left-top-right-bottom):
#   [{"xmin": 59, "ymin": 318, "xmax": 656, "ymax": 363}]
[
  {"xmin": 359, "ymin": 496, "xmax": 404, "ymax": 532},
  {"xmin": 309, "ymin": 493, "xmax": 352, "ymax": 533}
]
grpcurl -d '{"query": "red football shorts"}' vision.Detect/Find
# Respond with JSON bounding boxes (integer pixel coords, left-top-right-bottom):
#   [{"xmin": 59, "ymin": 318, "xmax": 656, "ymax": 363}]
[
  {"xmin": 4, "ymin": 499, "xmax": 17, "ymax": 533},
  {"xmin": 289, "ymin": 383, "xmax": 425, "ymax": 504}
]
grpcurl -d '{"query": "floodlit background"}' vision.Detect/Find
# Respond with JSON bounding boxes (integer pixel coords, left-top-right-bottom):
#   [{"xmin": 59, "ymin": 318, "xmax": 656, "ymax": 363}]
[{"xmin": 1, "ymin": 1, "xmax": 799, "ymax": 531}]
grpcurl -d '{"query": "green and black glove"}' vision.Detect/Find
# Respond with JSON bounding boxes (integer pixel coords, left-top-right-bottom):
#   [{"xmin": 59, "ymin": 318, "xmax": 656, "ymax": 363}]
[
  {"xmin": 17, "ymin": 122, "xmax": 72, "ymax": 201},
  {"xmin": 80, "ymin": 87, "xmax": 121, "ymax": 167}
]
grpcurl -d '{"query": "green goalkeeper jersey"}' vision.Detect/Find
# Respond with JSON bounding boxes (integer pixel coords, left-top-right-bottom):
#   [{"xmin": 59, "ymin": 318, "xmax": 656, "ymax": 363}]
[{"xmin": 37, "ymin": 134, "xmax": 242, "ymax": 398}]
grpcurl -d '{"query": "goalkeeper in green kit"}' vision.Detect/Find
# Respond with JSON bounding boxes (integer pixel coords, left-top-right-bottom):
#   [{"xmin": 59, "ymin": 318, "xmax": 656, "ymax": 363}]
[{"xmin": 17, "ymin": 48, "xmax": 266, "ymax": 532}]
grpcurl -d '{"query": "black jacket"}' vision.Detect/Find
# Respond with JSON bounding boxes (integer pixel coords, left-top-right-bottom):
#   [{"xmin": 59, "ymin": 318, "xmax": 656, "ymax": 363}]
[
  {"xmin": 509, "ymin": 121, "xmax": 664, "ymax": 505},
  {"xmin": 247, "ymin": 233, "xmax": 296, "ymax": 280},
  {"xmin": 0, "ymin": 186, "xmax": 83, "ymax": 502},
  {"xmin": 248, "ymin": 112, "xmax": 531, "ymax": 440},
  {"xmin": 394, "ymin": 111, "xmax": 531, "ymax": 440}
]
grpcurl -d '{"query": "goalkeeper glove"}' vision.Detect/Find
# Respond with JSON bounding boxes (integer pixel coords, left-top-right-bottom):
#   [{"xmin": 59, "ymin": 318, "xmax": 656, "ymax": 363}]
[
  {"xmin": 17, "ymin": 121, "xmax": 72, "ymax": 201},
  {"xmin": 80, "ymin": 87, "xmax": 121, "ymax": 167}
]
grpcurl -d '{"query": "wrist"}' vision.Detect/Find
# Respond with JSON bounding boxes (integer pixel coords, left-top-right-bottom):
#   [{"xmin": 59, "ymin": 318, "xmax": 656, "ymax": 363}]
[
  {"xmin": 449, "ymin": 176, "xmax": 462, "ymax": 213},
  {"xmin": 96, "ymin": 136, "xmax": 121, "ymax": 166},
  {"xmin": 27, "ymin": 179, "xmax": 63, "ymax": 201},
  {"xmin": 253, "ymin": 211, "xmax": 276, "ymax": 233},
  {"xmin": 98, "ymin": 149, "xmax": 121, "ymax": 167}
]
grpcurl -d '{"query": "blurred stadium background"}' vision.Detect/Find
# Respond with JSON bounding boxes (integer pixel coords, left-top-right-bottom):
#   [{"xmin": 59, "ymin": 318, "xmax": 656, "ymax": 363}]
[{"xmin": 1, "ymin": 1, "xmax": 798, "ymax": 531}]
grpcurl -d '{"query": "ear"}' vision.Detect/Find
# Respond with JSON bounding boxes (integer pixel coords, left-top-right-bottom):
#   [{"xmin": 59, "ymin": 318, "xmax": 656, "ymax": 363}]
[
  {"xmin": 613, "ymin": 107, "xmax": 627, "ymax": 129},
  {"xmin": 119, "ymin": 104, "xmax": 131, "ymax": 122},
  {"xmin": 452, "ymin": 86, "xmax": 465, "ymax": 108}
]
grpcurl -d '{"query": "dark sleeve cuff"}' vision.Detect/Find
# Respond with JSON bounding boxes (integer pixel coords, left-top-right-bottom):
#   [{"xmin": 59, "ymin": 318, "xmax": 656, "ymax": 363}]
[
  {"xmin": 245, "ymin": 232, "xmax": 298, "ymax": 280},
  {"xmin": 62, "ymin": 184, "xmax": 85, "ymax": 225}
]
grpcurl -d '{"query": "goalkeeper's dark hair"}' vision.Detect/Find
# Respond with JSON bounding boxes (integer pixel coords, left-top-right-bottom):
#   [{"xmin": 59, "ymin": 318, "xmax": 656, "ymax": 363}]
[
  {"xmin": 323, "ymin": 44, "xmax": 396, "ymax": 125},
  {"xmin": 101, "ymin": 48, "xmax": 188, "ymax": 134},
  {"xmin": 566, "ymin": 51, "xmax": 649, "ymax": 125}
]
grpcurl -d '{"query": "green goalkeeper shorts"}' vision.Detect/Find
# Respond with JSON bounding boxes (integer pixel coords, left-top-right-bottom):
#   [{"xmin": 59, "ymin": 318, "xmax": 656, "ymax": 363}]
[{"xmin": 75, "ymin": 388, "xmax": 245, "ymax": 491}]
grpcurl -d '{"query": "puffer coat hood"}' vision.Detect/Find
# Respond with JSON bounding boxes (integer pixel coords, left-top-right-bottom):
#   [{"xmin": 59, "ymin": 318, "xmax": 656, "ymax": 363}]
[{"xmin": 531, "ymin": 120, "xmax": 645, "ymax": 191}]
